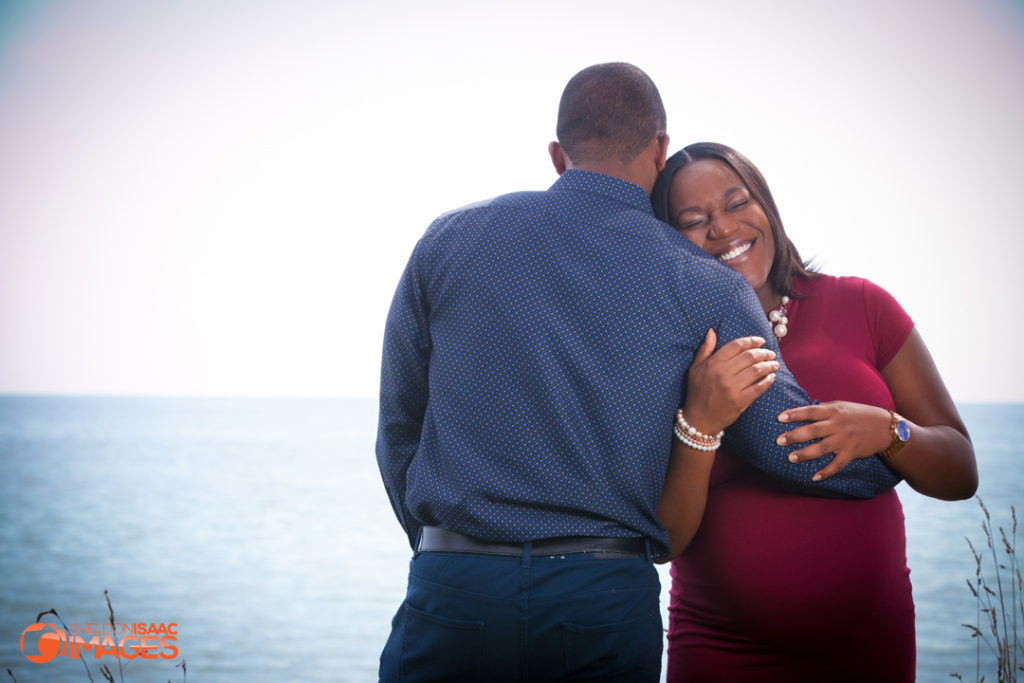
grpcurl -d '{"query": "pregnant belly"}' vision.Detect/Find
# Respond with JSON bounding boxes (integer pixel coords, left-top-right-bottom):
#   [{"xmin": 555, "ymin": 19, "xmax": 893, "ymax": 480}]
[{"xmin": 669, "ymin": 472, "xmax": 912, "ymax": 645}]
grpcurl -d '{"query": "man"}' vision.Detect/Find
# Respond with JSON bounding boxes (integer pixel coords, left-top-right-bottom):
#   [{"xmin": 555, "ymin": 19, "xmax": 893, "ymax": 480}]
[{"xmin": 376, "ymin": 63, "xmax": 898, "ymax": 682}]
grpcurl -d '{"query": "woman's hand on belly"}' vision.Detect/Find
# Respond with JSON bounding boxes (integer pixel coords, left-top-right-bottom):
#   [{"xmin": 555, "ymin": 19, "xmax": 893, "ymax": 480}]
[{"xmin": 774, "ymin": 401, "xmax": 893, "ymax": 481}]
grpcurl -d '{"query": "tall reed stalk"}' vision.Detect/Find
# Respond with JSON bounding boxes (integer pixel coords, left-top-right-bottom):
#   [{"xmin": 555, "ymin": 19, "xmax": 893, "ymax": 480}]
[
  {"xmin": 8, "ymin": 592, "xmax": 185, "ymax": 683},
  {"xmin": 952, "ymin": 497, "xmax": 1024, "ymax": 682}
]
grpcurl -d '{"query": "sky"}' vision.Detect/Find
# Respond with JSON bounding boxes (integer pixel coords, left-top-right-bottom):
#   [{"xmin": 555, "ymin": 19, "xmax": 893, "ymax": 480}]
[{"xmin": 0, "ymin": 0, "xmax": 1022, "ymax": 401}]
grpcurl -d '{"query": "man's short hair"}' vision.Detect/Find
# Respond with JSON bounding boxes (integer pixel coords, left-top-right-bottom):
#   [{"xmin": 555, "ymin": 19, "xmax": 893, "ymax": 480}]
[{"xmin": 556, "ymin": 63, "xmax": 667, "ymax": 165}]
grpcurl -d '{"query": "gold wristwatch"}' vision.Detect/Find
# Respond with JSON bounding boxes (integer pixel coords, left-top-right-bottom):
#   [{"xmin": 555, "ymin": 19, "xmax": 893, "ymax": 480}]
[{"xmin": 881, "ymin": 411, "xmax": 910, "ymax": 458}]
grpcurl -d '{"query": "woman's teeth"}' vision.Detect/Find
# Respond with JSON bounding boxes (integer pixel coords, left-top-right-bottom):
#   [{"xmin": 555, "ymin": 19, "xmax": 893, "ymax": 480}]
[{"xmin": 719, "ymin": 241, "xmax": 752, "ymax": 263}]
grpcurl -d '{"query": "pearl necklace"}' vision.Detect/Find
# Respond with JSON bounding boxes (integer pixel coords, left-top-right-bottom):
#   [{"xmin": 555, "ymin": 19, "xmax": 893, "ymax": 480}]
[{"xmin": 768, "ymin": 295, "xmax": 790, "ymax": 339}]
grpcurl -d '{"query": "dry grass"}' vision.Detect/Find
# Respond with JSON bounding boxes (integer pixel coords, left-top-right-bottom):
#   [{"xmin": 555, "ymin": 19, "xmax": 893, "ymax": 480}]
[
  {"xmin": 951, "ymin": 498, "xmax": 1024, "ymax": 682},
  {"xmin": 7, "ymin": 591, "xmax": 185, "ymax": 683}
]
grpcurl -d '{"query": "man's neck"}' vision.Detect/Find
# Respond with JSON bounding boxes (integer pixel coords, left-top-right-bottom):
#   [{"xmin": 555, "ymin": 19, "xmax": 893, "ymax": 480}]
[
  {"xmin": 549, "ymin": 135, "xmax": 667, "ymax": 196},
  {"xmin": 568, "ymin": 159, "xmax": 656, "ymax": 195}
]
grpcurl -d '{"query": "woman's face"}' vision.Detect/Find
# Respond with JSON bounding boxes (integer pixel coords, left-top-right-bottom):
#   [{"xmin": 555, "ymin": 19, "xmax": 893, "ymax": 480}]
[{"xmin": 668, "ymin": 158, "xmax": 777, "ymax": 307}]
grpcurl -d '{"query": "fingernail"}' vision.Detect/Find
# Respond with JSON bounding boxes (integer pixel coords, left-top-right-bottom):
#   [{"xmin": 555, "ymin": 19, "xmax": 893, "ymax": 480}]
[
  {"xmin": 788, "ymin": 454, "xmax": 798, "ymax": 463},
  {"xmin": 812, "ymin": 474, "xmax": 822, "ymax": 482},
  {"xmin": 767, "ymin": 373, "xmax": 776, "ymax": 382},
  {"xmin": 777, "ymin": 436, "xmax": 787, "ymax": 446},
  {"xmin": 778, "ymin": 413, "xmax": 788, "ymax": 422}
]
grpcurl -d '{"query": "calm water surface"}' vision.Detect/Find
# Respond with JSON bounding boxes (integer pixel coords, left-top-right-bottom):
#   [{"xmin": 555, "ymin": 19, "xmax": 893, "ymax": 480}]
[{"xmin": 0, "ymin": 397, "xmax": 1019, "ymax": 681}]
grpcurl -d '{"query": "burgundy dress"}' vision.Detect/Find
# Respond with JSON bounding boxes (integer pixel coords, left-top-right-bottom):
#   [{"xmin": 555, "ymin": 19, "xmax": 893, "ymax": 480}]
[{"xmin": 666, "ymin": 274, "xmax": 916, "ymax": 682}]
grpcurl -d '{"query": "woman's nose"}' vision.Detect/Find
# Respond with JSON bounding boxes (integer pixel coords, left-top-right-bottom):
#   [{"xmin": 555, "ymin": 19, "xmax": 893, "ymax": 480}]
[{"xmin": 708, "ymin": 215, "xmax": 737, "ymax": 240}]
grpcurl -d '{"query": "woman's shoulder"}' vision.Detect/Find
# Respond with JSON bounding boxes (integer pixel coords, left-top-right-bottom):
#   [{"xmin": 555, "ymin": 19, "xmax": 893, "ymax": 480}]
[
  {"xmin": 794, "ymin": 273, "xmax": 898, "ymax": 305},
  {"xmin": 794, "ymin": 273, "xmax": 913, "ymax": 354}
]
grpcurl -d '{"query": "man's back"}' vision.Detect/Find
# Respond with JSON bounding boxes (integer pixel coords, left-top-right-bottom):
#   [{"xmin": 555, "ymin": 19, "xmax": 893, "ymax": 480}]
[{"xmin": 378, "ymin": 169, "xmax": 746, "ymax": 556}]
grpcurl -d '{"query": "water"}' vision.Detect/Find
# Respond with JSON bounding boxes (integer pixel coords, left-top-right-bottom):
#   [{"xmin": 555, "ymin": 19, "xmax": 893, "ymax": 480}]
[
  {"xmin": 0, "ymin": 397, "xmax": 1019, "ymax": 682},
  {"xmin": 902, "ymin": 403, "xmax": 1023, "ymax": 680}
]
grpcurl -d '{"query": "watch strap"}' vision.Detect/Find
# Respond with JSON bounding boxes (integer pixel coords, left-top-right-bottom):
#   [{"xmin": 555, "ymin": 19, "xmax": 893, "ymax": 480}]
[{"xmin": 881, "ymin": 411, "xmax": 909, "ymax": 459}]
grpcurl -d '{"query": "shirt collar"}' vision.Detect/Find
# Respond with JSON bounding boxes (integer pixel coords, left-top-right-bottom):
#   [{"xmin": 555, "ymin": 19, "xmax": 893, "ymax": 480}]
[{"xmin": 549, "ymin": 169, "xmax": 654, "ymax": 215}]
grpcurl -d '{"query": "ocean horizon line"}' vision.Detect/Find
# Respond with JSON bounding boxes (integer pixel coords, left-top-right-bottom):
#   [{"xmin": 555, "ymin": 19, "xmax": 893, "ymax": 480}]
[
  {"xmin": 0, "ymin": 391, "xmax": 376, "ymax": 401},
  {"xmin": 0, "ymin": 392, "xmax": 1020, "ymax": 407}
]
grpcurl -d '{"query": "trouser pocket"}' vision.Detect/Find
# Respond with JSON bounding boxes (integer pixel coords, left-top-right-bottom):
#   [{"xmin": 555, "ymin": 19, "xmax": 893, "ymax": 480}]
[
  {"xmin": 398, "ymin": 602, "xmax": 484, "ymax": 682},
  {"xmin": 561, "ymin": 611, "xmax": 662, "ymax": 682}
]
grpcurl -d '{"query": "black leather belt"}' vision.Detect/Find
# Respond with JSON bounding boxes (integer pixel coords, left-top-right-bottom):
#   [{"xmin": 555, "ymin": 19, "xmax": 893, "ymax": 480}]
[{"xmin": 416, "ymin": 526, "xmax": 646, "ymax": 559}]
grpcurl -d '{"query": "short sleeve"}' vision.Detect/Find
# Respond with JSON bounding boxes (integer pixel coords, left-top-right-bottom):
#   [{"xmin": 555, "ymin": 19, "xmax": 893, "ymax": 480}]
[
  {"xmin": 716, "ymin": 277, "xmax": 901, "ymax": 499},
  {"xmin": 861, "ymin": 279, "xmax": 914, "ymax": 369}
]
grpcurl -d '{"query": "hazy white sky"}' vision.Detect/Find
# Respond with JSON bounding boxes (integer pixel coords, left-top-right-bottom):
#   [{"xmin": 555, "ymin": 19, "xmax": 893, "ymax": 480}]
[{"xmin": 1, "ymin": 0, "xmax": 1022, "ymax": 401}]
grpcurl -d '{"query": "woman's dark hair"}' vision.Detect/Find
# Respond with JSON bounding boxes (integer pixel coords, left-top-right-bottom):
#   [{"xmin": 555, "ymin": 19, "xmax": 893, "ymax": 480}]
[{"xmin": 651, "ymin": 142, "xmax": 817, "ymax": 297}]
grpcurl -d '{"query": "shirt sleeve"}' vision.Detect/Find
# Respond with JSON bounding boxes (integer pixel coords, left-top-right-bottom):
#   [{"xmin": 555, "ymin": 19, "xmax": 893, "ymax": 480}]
[
  {"xmin": 375, "ymin": 243, "xmax": 431, "ymax": 547},
  {"xmin": 861, "ymin": 278, "xmax": 914, "ymax": 369},
  {"xmin": 716, "ymin": 279, "xmax": 902, "ymax": 499}
]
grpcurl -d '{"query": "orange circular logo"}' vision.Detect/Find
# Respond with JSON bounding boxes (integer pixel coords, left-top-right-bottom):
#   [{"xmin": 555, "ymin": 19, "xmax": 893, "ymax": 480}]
[{"xmin": 20, "ymin": 623, "xmax": 66, "ymax": 663}]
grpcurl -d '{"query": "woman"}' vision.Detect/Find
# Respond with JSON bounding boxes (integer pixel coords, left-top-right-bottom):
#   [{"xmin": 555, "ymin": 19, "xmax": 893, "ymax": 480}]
[{"xmin": 651, "ymin": 142, "xmax": 977, "ymax": 682}]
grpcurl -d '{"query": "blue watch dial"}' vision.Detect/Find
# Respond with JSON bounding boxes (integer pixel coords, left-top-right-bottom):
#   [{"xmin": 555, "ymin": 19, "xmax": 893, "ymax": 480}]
[{"xmin": 895, "ymin": 420, "xmax": 910, "ymax": 442}]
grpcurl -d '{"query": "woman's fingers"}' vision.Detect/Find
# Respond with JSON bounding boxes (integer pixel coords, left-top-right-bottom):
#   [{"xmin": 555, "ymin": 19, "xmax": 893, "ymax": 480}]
[
  {"xmin": 693, "ymin": 328, "xmax": 717, "ymax": 365},
  {"xmin": 714, "ymin": 335, "xmax": 771, "ymax": 363},
  {"xmin": 728, "ymin": 348, "xmax": 777, "ymax": 372},
  {"xmin": 735, "ymin": 358, "xmax": 780, "ymax": 388},
  {"xmin": 777, "ymin": 404, "xmax": 827, "ymax": 424},
  {"xmin": 706, "ymin": 339, "xmax": 776, "ymax": 384},
  {"xmin": 739, "ymin": 369, "xmax": 776, "ymax": 405},
  {"xmin": 778, "ymin": 403, "xmax": 893, "ymax": 480},
  {"xmin": 776, "ymin": 422, "xmax": 827, "ymax": 447},
  {"xmin": 812, "ymin": 452, "xmax": 857, "ymax": 481},
  {"xmin": 692, "ymin": 333, "xmax": 773, "ymax": 388},
  {"xmin": 785, "ymin": 441, "xmax": 833, "ymax": 462},
  {"xmin": 783, "ymin": 440, "xmax": 854, "ymax": 481}
]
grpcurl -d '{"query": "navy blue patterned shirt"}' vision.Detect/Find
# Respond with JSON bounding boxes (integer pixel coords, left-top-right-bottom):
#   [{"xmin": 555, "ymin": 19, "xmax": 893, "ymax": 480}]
[{"xmin": 376, "ymin": 170, "xmax": 899, "ymax": 558}]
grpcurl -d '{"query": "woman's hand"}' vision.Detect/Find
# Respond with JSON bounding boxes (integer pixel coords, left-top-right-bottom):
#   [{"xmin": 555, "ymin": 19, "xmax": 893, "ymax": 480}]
[
  {"xmin": 658, "ymin": 329, "xmax": 779, "ymax": 560},
  {"xmin": 776, "ymin": 401, "xmax": 892, "ymax": 481},
  {"xmin": 683, "ymin": 329, "xmax": 780, "ymax": 436},
  {"xmin": 770, "ymin": 329, "xmax": 977, "ymax": 499}
]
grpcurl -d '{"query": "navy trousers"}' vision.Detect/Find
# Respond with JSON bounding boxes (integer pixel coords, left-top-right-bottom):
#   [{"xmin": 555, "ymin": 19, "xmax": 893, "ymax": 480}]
[{"xmin": 378, "ymin": 545, "xmax": 662, "ymax": 682}]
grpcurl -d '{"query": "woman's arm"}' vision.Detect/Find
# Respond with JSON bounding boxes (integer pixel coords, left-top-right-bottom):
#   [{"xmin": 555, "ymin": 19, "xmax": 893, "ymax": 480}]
[
  {"xmin": 657, "ymin": 438, "xmax": 716, "ymax": 561},
  {"xmin": 657, "ymin": 330, "xmax": 779, "ymax": 560},
  {"xmin": 878, "ymin": 328, "xmax": 977, "ymax": 499},
  {"xmin": 777, "ymin": 328, "xmax": 977, "ymax": 500}
]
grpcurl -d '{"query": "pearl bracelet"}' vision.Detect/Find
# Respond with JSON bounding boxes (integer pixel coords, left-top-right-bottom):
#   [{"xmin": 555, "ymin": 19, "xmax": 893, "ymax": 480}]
[
  {"xmin": 673, "ymin": 426, "xmax": 720, "ymax": 451},
  {"xmin": 673, "ymin": 410, "xmax": 723, "ymax": 451},
  {"xmin": 675, "ymin": 410, "xmax": 724, "ymax": 442}
]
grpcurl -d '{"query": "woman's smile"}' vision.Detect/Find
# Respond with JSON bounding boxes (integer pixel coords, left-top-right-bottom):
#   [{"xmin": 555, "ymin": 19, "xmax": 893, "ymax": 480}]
[{"xmin": 715, "ymin": 239, "xmax": 754, "ymax": 264}]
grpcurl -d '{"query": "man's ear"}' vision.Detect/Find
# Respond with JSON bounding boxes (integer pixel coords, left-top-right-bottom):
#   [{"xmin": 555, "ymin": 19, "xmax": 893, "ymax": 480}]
[
  {"xmin": 655, "ymin": 133, "xmax": 670, "ymax": 172},
  {"xmin": 548, "ymin": 141, "xmax": 568, "ymax": 175}
]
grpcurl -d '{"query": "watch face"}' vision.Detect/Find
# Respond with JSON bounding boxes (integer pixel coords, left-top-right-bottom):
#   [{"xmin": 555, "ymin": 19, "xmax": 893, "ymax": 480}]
[{"xmin": 896, "ymin": 420, "xmax": 910, "ymax": 442}]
